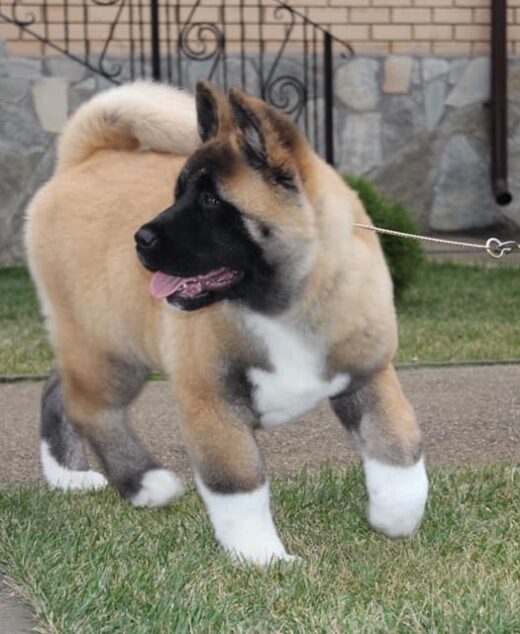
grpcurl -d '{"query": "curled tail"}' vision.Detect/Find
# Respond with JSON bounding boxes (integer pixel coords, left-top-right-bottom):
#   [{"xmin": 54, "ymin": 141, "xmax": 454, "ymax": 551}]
[{"xmin": 55, "ymin": 81, "xmax": 200, "ymax": 174}]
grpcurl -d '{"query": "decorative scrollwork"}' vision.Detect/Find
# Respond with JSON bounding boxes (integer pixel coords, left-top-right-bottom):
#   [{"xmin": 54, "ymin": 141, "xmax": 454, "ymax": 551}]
[
  {"xmin": 264, "ymin": 5, "xmax": 297, "ymax": 97},
  {"xmin": 265, "ymin": 76, "xmax": 306, "ymax": 120},
  {"xmin": 93, "ymin": 0, "xmax": 126, "ymax": 79},
  {"xmin": 178, "ymin": 22, "xmax": 224, "ymax": 62},
  {"xmin": 10, "ymin": 0, "xmax": 36, "ymax": 27},
  {"xmin": 272, "ymin": 5, "xmax": 296, "ymax": 37}
]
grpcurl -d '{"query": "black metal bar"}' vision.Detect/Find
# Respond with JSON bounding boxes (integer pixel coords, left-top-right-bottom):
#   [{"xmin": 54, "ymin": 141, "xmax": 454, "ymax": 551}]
[
  {"xmin": 63, "ymin": 0, "xmax": 69, "ymax": 53},
  {"xmin": 258, "ymin": 0, "xmax": 264, "ymax": 98},
  {"xmin": 312, "ymin": 27, "xmax": 318, "ymax": 151},
  {"xmin": 239, "ymin": 0, "xmax": 245, "ymax": 89},
  {"xmin": 150, "ymin": 0, "xmax": 161, "ymax": 81},
  {"xmin": 82, "ymin": 0, "xmax": 89, "ymax": 67},
  {"xmin": 490, "ymin": 0, "xmax": 512, "ymax": 206},
  {"xmin": 220, "ymin": 0, "xmax": 227, "ymax": 90},
  {"xmin": 175, "ymin": 1, "xmax": 182, "ymax": 86},
  {"xmin": 128, "ymin": 0, "xmax": 135, "ymax": 80},
  {"xmin": 165, "ymin": 0, "xmax": 172, "ymax": 82},
  {"xmin": 303, "ymin": 20, "xmax": 309, "ymax": 137},
  {"xmin": 138, "ymin": 0, "xmax": 145, "ymax": 78},
  {"xmin": 323, "ymin": 30, "xmax": 334, "ymax": 166}
]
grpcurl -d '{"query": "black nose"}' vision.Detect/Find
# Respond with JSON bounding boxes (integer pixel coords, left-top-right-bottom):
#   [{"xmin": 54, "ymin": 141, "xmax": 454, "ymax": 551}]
[{"xmin": 135, "ymin": 226, "xmax": 159, "ymax": 251}]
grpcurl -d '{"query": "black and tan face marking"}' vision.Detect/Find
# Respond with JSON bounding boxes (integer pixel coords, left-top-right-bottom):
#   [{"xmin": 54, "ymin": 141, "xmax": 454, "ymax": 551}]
[{"xmin": 135, "ymin": 81, "xmax": 315, "ymax": 314}]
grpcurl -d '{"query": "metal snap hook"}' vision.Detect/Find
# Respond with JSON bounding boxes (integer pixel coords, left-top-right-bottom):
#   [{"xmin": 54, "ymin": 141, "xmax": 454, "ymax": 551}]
[{"xmin": 485, "ymin": 238, "xmax": 520, "ymax": 259}]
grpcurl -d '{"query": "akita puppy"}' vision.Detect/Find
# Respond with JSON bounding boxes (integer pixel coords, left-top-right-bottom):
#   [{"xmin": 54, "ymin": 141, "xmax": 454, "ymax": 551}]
[{"xmin": 25, "ymin": 80, "xmax": 428, "ymax": 564}]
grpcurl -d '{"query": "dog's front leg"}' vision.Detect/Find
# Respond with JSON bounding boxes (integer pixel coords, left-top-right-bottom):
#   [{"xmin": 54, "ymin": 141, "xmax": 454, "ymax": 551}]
[
  {"xmin": 331, "ymin": 364, "xmax": 428, "ymax": 538},
  {"xmin": 176, "ymin": 388, "xmax": 292, "ymax": 564}
]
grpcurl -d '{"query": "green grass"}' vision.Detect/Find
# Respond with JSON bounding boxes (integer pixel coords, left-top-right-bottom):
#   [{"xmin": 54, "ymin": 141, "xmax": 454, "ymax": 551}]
[
  {"xmin": 0, "ymin": 267, "xmax": 53, "ymax": 375},
  {"xmin": 1, "ymin": 467, "xmax": 519, "ymax": 633},
  {"xmin": 0, "ymin": 263, "xmax": 519, "ymax": 376},
  {"xmin": 396, "ymin": 262, "xmax": 520, "ymax": 363}
]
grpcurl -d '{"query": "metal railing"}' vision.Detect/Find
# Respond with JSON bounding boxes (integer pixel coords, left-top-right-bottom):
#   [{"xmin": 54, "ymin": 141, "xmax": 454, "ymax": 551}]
[{"xmin": 0, "ymin": 0, "xmax": 353, "ymax": 163}]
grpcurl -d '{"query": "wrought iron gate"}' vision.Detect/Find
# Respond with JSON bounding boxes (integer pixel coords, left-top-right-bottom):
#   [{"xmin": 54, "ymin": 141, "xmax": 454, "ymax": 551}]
[{"xmin": 0, "ymin": 0, "xmax": 353, "ymax": 163}]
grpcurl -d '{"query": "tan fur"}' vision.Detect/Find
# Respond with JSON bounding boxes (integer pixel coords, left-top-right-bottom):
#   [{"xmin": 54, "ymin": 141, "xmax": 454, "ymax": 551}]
[
  {"xmin": 26, "ymin": 82, "xmax": 422, "ymax": 496},
  {"xmin": 55, "ymin": 81, "xmax": 199, "ymax": 174}
]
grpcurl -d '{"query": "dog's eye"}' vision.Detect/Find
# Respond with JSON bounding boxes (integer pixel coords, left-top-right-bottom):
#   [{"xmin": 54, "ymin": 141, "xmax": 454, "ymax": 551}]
[{"xmin": 200, "ymin": 192, "xmax": 220, "ymax": 209}]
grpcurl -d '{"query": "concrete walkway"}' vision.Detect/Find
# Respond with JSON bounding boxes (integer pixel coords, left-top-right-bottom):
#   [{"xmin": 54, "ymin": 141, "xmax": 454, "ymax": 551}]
[
  {"xmin": 1, "ymin": 364, "xmax": 519, "ymax": 633},
  {"xmin": 0, "ymin": 577, "xmax": 34, "ymax": 634},
  {"xmin": 1, "ymin": 365, "xmax": 519, "ymax": 487}
]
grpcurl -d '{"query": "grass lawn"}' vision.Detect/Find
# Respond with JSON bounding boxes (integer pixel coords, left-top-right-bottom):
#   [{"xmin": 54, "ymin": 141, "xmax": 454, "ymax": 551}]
[
  {"xmin": 0, "ymin": 262, "xmax": 519, "ymax": 376},
  {"xmin": 1, "ymin": 467, "xmax": 519, "ymax": 633}
]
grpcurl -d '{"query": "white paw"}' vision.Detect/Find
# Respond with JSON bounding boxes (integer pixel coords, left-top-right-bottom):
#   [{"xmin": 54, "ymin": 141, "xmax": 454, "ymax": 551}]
[
  {"xmin": 364, "ymin": 456, "xmax": 428, "ymax": 538},
  {"xmin": 131, "ymin": 469, "xmax": 183, "ymax": 507},
  {"xmin": 196, "ymin": 477, "xmax": 293, "ymax": 565},
  {"xmin": 41, "ymin": 440, "xmax": 108, "ymax": 491},
  {"xmin": 226, "ymin": 534, "xmax": 294, "ymax": 566}
]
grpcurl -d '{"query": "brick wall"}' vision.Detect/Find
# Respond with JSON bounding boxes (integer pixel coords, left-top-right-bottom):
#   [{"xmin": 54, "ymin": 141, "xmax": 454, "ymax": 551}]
[{"xmin": 0, "ymin": 0, "xmax": 514, "ymax": 58}]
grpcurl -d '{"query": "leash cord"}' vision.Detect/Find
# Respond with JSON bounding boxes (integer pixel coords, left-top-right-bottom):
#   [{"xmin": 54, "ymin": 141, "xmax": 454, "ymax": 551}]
[{"xmin": 352, "ymin": 223, "xmax": 520, "ymax": 259}]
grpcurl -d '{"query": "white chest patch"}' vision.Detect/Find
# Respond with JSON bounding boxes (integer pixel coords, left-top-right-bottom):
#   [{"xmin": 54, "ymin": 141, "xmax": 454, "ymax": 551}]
[{"xmin": 245, "ymin": 314, "xmax": 349, "ymax": 428}]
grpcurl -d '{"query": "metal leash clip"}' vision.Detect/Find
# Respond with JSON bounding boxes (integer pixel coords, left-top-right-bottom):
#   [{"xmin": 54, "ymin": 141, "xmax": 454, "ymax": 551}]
[{"xmin": 485, "ymin": 238, "xmax": 520, "ymax": 259}]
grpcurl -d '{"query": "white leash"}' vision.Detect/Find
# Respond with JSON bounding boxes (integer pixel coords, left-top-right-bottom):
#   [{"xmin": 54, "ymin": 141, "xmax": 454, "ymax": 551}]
[{"xmin": 353, "ymin": 223, "xmax": 520, "ymax": 260}]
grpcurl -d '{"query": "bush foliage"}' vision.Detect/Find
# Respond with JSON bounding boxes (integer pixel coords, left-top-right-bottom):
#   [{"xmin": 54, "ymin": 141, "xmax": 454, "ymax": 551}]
[{"xmin": 345, "ymin": 175, "xmax": 424, "ymax": 297}]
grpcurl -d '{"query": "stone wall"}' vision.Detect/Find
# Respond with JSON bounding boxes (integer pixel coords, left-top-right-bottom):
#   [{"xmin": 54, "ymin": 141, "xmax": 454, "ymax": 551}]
[
  {"xmin": 336, "ymin": 55, "xmax": 520, "ymax": 233},
  {"xmin": 1, "ymin": 39, "xmax": 519, "ymax": 264}
]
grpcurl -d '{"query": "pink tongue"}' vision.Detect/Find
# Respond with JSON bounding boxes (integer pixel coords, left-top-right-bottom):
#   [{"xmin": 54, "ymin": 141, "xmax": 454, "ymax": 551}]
[
  {"xmin": 150, "ymin": 267, "xmax": 237, "ymax": 300},
  {"xmin": 150, "ymin": 272, "xmax": 185, "ymax": 299}
]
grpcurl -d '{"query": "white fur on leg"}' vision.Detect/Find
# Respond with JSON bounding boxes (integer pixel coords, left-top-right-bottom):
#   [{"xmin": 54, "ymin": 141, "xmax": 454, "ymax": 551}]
[
  {"xmin": 131, "ymin": 468, "xmax": 183, "ymax": 507},
  {"xmin": 363, "ymin": 456, "xmax": 428, "ymax": 538},
  {"xmin": 196, "ymin": 477, "xmax": 294, "ymax": 565},
  {"xmin": 40, "ymin": 440, "xmax": 107, "ymax": 491}
]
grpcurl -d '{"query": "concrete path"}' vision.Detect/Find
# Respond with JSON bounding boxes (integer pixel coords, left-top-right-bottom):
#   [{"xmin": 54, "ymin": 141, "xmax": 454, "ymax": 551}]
[
  {"xmin": 0, "ymin": 577, "xmax": 34, "ymax": 634},
  {"xmin": 1, "ymin": 365, "xmax": 519, "ymax": 488}
]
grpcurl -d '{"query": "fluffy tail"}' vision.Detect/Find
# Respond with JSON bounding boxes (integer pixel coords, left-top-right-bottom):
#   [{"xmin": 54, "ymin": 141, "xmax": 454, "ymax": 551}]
[{"xmin": 55, "ymin": 81, "xmax": 200, "ymax": 174}]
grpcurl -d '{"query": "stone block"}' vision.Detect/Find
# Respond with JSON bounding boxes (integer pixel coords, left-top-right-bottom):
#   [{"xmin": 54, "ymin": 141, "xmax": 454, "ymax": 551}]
[
  {"xmin": 501, "ymin": 133, "xmax": 520, "ymax": 229},
  {"xmin": 44, "ymin": 56, "xmax": 86, "ymax": 82},
  {"xmin": 32, "ymin": 77, "xmax": 69, "ymax": 134},
  {"xmin": 8, "ymin": 57, "xmax": 42, "ymax": 79},
  {"xmin": 508, "ymin": 62, "xmax": 520, "ymax": 104},
  {"xmin": 339, "ymin": 112, "xmax": 382, "ymax": 176},
  {"xmin": 0, "ymin": 77, "xmax": 30, "ymax": 104},
  {"xmin": 372, "ymin": 133, "xmax": 438, "ymax": 231},
  {"xmin": 440, "ymin": 104, "xmax": 488, "ymax": 143},
  {"xmin": 431, "ymin": 135, "xmax": 497, "ymax": 231},
  {"xmin": 381, "ymin": 92, "xmax": 424, "ymax": 157},
  {"xmin": 383, "ymin": 56, "xmax": 413, "ymax": 94},
  {"xmin": 74, "ymin": 76, "xmax": 97, "ymax": 92},
  {"xmin": 448, "ymin": 58, "xmax": 468, "ymax": 85},
  {"xmin": 0, "ymin": 102, "xmax": 49, "ymax": 148},
  {"xmin": 424, "ymin": 79, "xmax": 446, "ymax": 131},
  {"xmin": 0, "ymin": 40, "xmax": 8, "ymax": 77},
  {"xmin": 445, "ymin": 57, "xmax": 489, "ymax": 108},
  {"xmin": 422, "ymin": 58, "xmax": 448, "ymax": 82},
  {"xmin": 335, "ymin": 58, "xmax": 380, "ymax": 112}
]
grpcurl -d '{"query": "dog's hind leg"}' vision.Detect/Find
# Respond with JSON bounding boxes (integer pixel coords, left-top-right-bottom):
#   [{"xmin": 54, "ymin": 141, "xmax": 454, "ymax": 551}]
[
  {"xmin": 50, "ymin": 341, "xmax": 182, "ymax": 507},
  {"xmin": 331, "ymin": 364, "xmax": 428, "ymax": 538},
  {"xmin": 40, "ymin": 369, "xmax": 107, "ymax": 491}
]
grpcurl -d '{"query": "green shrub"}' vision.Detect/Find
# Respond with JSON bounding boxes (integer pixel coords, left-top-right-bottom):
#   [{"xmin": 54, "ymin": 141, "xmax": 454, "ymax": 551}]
[{"xmin": 345, "ymin": 174, "xmax": 424, "ymax": 298}]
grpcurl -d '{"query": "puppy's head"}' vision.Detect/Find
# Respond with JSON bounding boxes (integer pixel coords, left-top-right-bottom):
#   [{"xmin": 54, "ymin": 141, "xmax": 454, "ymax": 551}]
[{"xmin": 135, "ymin": 81, "xmax": 317, "ymax": 313}]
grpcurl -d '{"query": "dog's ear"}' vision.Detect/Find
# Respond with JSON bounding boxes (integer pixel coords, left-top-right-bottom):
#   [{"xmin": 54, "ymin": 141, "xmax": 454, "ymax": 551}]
[
  {"xmin": 195, "ymin": 80, "xmax": 233, "ymax": 143},
  {"xmin": 228, "ymin": 88, "xmax": 304, "ymax": 176}
]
